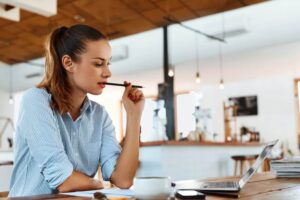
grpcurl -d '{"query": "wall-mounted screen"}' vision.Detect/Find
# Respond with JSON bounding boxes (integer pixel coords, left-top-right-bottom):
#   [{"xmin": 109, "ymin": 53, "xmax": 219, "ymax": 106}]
[{"xmin": 229, "ymin": 95, "xmax": 258, "ymax": 116}]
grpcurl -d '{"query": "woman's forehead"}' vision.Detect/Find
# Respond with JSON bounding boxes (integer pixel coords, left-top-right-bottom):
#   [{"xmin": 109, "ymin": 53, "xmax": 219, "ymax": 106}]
[{"xmin": 84, "ymin": 40, "xmax": 111, "ymax": 59}]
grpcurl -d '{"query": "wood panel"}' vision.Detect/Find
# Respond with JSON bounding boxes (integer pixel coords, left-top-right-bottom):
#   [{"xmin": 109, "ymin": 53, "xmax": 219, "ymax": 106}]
[{"xmin": 0, "ymin": 0, "xmax": 267, "ymax": 65}]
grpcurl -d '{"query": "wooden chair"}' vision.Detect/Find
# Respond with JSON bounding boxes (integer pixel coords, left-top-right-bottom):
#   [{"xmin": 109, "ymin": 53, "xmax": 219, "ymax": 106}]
[
  {"xmin": 0, "ymin": 191, "xmax": 8, "ymax": 197},
  {"xmin": 231, "ymin": 154, "xmax": 259, "ymax": 176}
]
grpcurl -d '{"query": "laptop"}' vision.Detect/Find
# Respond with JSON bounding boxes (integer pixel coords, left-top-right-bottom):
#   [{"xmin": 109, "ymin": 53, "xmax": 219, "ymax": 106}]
[{"xmin": 174, "ymin": 140, "xmax": 278, "ymax": 192}]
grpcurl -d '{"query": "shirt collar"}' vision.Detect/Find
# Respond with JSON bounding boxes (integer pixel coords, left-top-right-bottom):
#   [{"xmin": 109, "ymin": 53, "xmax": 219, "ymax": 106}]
[{"xmin": 80, "ymin": 96, "xmax": 92, "ymax": 113}]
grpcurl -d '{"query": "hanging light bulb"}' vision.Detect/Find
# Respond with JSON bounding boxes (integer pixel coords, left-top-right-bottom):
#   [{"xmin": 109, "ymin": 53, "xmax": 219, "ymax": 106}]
[
  {"xmin": 218, "ymin": 43, "xmax": 225, "ymax": 90},
  {"xmin": 8, "ymin": 67, "xmax": 14, "ymax": 104},
  {"xmin": 195, "ymin": 33, "xmax": 201, "ymax": 84},
  {"xmin": 195, "ymin": 71, "xmax": 201, "ymax": 83},
  {"xmin": 218, "ymin": 14, "xmax": 226, "ymax": 91},
  {"xmin": 168, "ymin": 68, "xmax": 174, "ymax": 77},
  {"xmin": 219, "ymin": 79, "xmax": 224, "ymax": 90},
  {"xmin": 8, "ymin": 95, "xmax": 14, "ymax": 105}
]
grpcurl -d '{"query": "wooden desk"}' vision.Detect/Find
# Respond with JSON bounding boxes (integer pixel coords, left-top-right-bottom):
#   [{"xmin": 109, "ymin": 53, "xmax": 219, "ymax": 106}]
[{"xmin": 2, "ymin": 172, "xmax": 300, "ymax": 200}]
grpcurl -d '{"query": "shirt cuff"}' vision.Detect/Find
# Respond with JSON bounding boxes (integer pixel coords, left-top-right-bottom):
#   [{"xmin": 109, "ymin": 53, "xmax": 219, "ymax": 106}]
[
  {"xmin": 102, "ymin": 154, "xmax": 119, "ymax": 181},
  {"xmin": 51, "ymin": 161, "xmax": 73, "ymax": 189},
  {"xmin": 42, "ymin": 155, "xmax": 74, "ymax": 189}
]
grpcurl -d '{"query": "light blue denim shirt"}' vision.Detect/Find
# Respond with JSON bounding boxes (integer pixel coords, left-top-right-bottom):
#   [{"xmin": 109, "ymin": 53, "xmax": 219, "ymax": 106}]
[{"xmin": 9, "ymin": 88, "xmax": 121, "ymax": 197}]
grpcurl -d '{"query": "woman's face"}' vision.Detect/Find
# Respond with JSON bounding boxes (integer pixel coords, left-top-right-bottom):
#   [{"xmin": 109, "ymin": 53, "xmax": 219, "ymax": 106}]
[{"xmin": 69, "ymin": 39, "xmax": 112, "ymax": 96}]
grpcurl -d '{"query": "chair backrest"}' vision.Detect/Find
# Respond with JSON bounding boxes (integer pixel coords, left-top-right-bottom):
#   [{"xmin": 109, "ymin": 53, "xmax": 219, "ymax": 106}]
[{"xmin": 0, "ymin": 191, "xmax": 8, "ymax": 197}]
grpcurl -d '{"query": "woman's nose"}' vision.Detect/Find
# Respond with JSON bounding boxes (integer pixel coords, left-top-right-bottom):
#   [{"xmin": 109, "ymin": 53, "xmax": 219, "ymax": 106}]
[{"xmin": 103, "ymin": 66, "xmax": 111, "ymax": 78}]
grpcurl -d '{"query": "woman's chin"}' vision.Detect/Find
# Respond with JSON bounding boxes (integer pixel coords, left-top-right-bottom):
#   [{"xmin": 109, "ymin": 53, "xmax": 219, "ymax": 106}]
[{"xmin": 89, "ymin": 90, "xmax": 103, "ymax": 96}]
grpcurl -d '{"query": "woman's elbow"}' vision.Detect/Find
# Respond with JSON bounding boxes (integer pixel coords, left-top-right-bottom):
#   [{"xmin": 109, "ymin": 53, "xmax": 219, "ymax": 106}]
[
  {"xmin": 110, "ymin": 171, "xmax": 135, "ymax": 188},
  {"xmin": 57, "ymin": 184, "xmax": 70, "ymax": 193},
  {"xmin": 114, "ymin": 179, "xmax": 133, "ymax": 189},
  {"xmin": 111, "ymin": 177, "xmax": 133, "ymax": 189}
]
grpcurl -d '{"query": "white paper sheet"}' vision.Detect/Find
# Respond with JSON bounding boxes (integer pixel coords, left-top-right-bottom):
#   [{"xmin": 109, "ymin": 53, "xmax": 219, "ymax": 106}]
[{"xmin": 62, "ymin": 188, "xmax": 134, "ymax": 198}]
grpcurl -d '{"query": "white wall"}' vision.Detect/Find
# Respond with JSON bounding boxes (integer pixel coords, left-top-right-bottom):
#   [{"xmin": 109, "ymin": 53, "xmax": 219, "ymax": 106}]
[
  {"xmin": 0, "ymin": 90, "xmax": 14, "ymax": 192},
  {"xmin": 0, "ymin": 90, "xmax": 14, "ymax": 120},
  {"xmin": 0, "ymin": 152, "xmax": 14, "ymax": 191},
  {"xmin": 0, "ymin": 89, "xmax": 14, "ymax": 151}
]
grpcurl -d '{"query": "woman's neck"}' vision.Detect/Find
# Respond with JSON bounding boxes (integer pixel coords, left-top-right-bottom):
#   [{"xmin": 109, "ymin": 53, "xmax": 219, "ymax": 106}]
[{"xmin": 69, "ymin": 89, "xmax": 86, "ymax": 121}]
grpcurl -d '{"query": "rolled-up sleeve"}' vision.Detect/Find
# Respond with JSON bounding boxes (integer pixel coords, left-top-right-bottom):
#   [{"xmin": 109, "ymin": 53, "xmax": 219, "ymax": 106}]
[
  {"xmin": 99, "ymin": 109, "xmax": 121, "ymax": 181},
  {"xmin": 19, "ymin": 90, "xmax": 73, "ymax": 189}
]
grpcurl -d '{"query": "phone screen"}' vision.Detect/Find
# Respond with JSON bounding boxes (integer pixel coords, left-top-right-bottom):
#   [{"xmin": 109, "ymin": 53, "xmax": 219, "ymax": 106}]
[
  {"xmin": 176, "ymin": 190, "xmax": 206, "ymax": 199},
  {"xmin": 177, "ymin": 190, "xmax": 199, "ymax": 196}
]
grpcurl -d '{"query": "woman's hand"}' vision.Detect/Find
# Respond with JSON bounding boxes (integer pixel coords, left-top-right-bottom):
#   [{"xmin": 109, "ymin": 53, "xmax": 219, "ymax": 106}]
[
  {"xmin": 110, "ymin": 81, "xmax": 144, "ymax": 188},
  {"xmin": 122, "ymin": 81, "xmax": 145, "ymax": 119}
]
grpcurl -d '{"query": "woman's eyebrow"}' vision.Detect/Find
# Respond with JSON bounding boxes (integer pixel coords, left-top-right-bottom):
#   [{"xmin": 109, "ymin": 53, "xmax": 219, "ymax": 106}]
[
  {"xmin": 92, "ymin": 57, "xmax": 105, "ymax": 61},
  {"xmin": 92, "ymin": 57, "xmax": 112, "ymax": 61}
]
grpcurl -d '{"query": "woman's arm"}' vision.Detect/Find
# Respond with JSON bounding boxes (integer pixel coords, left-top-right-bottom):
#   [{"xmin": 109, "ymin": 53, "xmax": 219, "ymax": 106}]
[
  {"xmin": 110, "ymin": 82, "xmax": 145, "ymax": 188},
  {"xmin": 57, "ymin": 171, "xmax": 103, "ymax": 192}
]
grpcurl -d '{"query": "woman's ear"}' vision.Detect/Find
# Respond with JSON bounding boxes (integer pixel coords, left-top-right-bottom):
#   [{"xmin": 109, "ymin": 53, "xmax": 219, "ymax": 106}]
[{"xmin": 62, "ymin": 55, "xmax": 75, "ymax": 72}]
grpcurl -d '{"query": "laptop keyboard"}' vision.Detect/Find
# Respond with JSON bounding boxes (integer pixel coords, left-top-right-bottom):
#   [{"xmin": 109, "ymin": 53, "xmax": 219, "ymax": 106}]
[{"xmin": 203, "ymin": 182, "xmax": 237, "ymax": 188}]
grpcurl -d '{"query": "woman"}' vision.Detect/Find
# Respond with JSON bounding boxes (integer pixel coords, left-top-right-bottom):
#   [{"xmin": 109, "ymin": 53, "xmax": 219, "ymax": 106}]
[{"xmin": 9, "ymin": 24, "xmax": 144, "ymax": 196}]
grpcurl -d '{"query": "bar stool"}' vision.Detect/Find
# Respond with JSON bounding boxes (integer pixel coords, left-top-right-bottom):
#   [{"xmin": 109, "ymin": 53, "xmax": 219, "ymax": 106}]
[
  {"xmin": 231, "ymin": 154, "xmax": 258, "ymax": 176},
  {"xmin": 0, "ymin": 191, "xmax": 8, "ymax": 197}
]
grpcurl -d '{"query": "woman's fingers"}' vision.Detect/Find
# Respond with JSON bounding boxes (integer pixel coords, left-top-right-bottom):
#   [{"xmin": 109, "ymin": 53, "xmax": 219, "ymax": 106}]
[
  {"xmin": 129, "ymin": 88, "xmax": 143, "ymax": 102},
  {"xmin": 123, "ymin": 81, "xmax": 132, "ymax": 98},
  {"xmin": 122, "ymin": 81, "xmax": 144, "ymax": 103}
]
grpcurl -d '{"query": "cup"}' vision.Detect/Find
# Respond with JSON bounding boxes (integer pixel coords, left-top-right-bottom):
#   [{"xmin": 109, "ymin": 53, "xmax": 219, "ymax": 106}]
[{"xmin": 133, "ymin": 176, "xmax": 172, "ymax": 199}]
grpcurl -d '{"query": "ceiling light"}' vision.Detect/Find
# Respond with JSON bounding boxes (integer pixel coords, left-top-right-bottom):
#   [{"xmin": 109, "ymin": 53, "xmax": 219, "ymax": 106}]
[
  {"xmin": 168, "ymin": 68, "xmax": 174, "ymax": 77},
  {"xmin": 8, "ymin": 67, "xmax": 13, "ymax": 104},
  {"xmin": 219, "ymin": 79, "xmax": 224, "ymax": 90},
  {"xmin": 218, "ymin": 14, "xmax": 225, "ymax": 90},
  {"xmin": 195, "ymin": 33, "xmax": 201, "ymax": 84},
  {"xmin": 8, "ymin": 95, "xmax": 14, "ymax": 104},
  {"xmin": 195, "ymin": 72, "xmax": 201, "ymax": 84}
]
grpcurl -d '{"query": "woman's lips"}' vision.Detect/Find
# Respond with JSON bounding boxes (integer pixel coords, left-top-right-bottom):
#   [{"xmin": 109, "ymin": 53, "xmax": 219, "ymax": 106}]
[{"xmin": 98, "ymin": 82, "xmax": 106, "ymax": 89}]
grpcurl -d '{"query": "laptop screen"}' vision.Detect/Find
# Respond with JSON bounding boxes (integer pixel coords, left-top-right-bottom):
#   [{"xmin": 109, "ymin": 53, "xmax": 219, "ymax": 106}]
[{"xmin": 238, "ymin": 140, "xmax": 278, "ymax": 188}]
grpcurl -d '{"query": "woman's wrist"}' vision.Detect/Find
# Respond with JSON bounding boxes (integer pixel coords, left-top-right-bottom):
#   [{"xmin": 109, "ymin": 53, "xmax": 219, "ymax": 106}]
[{"xmin": 126, "ymin": 114, "xmax": 142, "ymax": 123}]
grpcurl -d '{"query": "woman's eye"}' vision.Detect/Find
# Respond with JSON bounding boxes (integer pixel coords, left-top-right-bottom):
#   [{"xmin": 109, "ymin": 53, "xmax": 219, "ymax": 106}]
[
  {"xmin": 94, "ymin": 62, "xmax": 110, "ymax": 67},
  {"xmin": 95, "ymin": 63, "xmax": 103, "ymax": 67}
]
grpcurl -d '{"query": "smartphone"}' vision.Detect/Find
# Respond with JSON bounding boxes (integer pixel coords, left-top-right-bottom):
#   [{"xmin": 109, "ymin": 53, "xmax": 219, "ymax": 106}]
[{"xmin": 175, "ymin": 190, "xmax": 206, "ymax": 199}]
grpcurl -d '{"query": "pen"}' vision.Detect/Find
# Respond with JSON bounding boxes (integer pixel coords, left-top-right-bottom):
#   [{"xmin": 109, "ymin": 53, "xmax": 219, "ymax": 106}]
[{"xmin": 103, "ymin": 82, "xmax": 144, "ymax": 88}]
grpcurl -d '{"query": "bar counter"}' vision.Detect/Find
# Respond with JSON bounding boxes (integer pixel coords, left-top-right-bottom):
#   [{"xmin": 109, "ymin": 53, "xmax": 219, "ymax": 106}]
[
  {"xmin": 138, "ymin": 140, "xmax": 263, "ymax": 181},
  {"xmin": 140, "ymin": 140, "xmax": 262, "ymax": 147}
]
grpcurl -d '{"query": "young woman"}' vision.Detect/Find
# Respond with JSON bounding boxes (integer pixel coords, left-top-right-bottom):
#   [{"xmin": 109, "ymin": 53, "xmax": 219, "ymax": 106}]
[{"xmin": 9, "ymin": 24, "xmax": 144, "ymax": 196}]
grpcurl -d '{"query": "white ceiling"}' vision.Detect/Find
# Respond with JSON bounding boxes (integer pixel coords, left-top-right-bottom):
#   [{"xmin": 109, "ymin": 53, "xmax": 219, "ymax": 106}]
[{"xmin": 1, "ymin": 0, "xmax": 300, "ymax": 92}]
